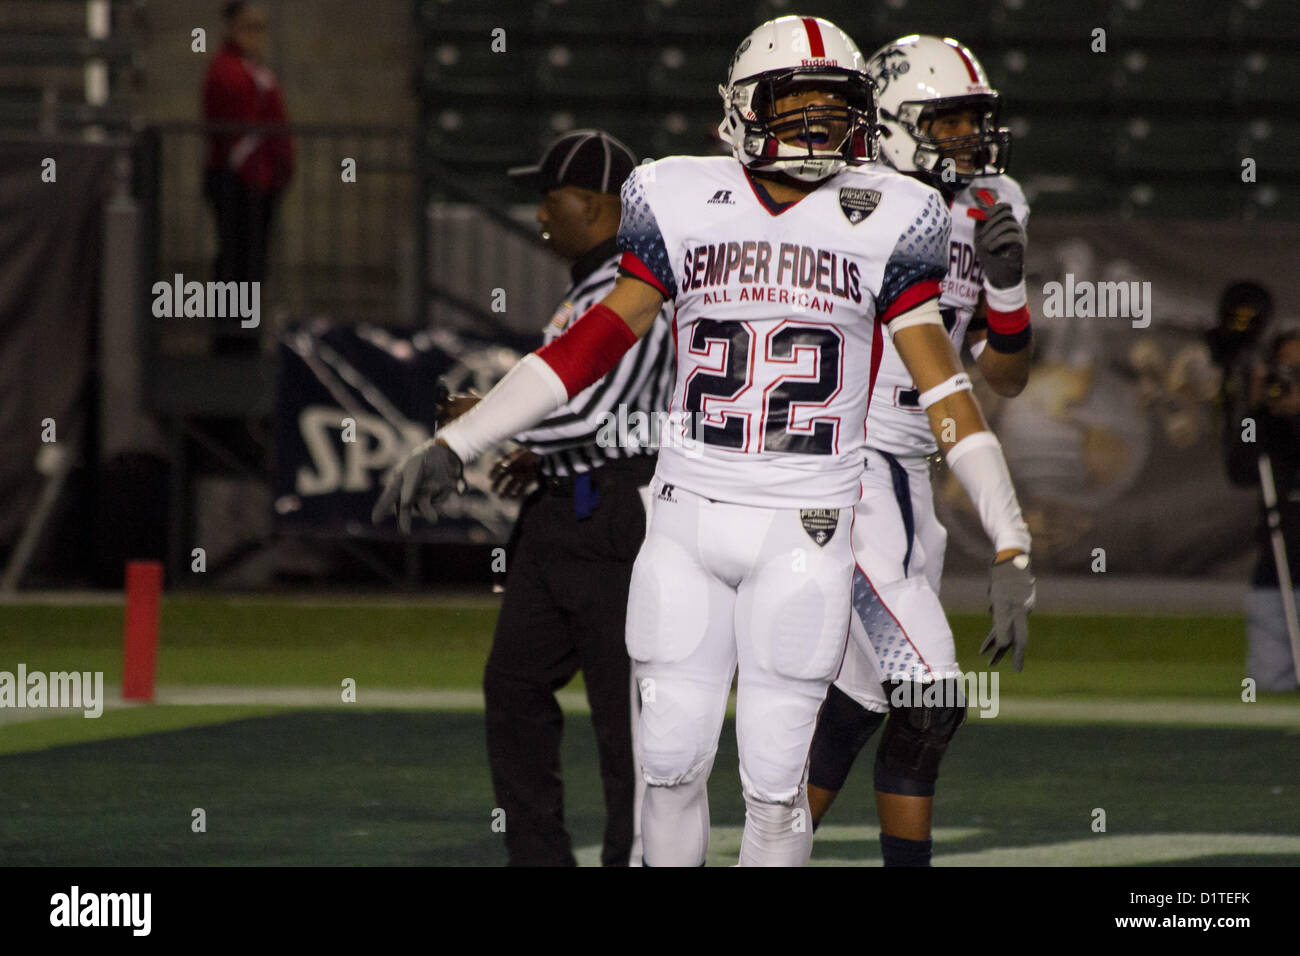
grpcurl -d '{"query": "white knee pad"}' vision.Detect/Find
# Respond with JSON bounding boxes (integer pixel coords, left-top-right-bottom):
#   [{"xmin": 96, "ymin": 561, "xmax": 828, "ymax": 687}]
[
  {"xmin": 636, "ymin": 672, "xmax": 728, "ymax": 787},
  {"xmin": 626, "ymin": 529, "xmax": 711, "ymax": 665},
  {"xmin": 738, "ymin": 791, "xmax": 813, "ymax": 867},
  {"xmin": 639, "ymin": 742, "xmax": 715, "ymax": 788},
  {"xmin": 642, "ymin": 771, "xmax": 711, "ymax": 867},
  {"xmin": 741, "ymin": 533, "xmax": 855, "ymax": 683}
]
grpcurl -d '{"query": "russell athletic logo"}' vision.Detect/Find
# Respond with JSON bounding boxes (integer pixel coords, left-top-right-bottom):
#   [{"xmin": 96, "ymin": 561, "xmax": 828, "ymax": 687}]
[{"xmin": 707, "ymin": 189, "xmax": 735, "ymax": 205}]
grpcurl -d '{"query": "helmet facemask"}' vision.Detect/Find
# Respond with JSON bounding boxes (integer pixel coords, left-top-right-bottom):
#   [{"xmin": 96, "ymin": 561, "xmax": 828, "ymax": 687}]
[
  {"xmin": 723, "ymin": 68, "xmax": 877, "ymax": 182},
  {"xmin": 881, "ymin": 94, "xmax": 1011, "ymax": 189}
]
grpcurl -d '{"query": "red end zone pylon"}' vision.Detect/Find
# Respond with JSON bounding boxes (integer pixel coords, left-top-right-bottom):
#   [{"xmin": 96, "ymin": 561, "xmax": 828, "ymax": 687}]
[{"xmin": 122, "ymin": 560, "xmax": 162, "ymax": 701}]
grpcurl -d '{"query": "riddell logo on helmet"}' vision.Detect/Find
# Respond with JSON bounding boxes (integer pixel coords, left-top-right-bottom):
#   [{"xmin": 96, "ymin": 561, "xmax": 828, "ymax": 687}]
[{"xmin": 800, "ymin": 57, "xmax": 836, "ymax": 67}]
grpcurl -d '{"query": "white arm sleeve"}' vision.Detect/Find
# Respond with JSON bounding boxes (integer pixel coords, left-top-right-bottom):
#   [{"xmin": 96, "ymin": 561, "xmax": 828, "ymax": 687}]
[
  {"xmin": 944, "ymin": 431, "xmax": 1032, "ymax": 555},
  {"xmin": 438, "ymin": 354, "xmax": 570, "ymax": 464},
  {"xmin": 884, "ymin": 297, "xmax": 944, "ymax": 338}
]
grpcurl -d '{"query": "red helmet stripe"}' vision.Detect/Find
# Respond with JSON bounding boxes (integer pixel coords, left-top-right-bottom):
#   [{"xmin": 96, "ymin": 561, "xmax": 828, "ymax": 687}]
[
  {"xmin": 801, "ymin": 17, "xmax": 826, "ymax": 58},
  {"xmin": 949, "ymin": 40, "xmax": 980, "ymax": 83}
]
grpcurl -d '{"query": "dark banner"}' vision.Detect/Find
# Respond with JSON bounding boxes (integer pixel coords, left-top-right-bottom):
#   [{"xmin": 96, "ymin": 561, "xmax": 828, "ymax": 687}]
[
  {"xmin": 0, "ymin": 141, "xmax": 114, "ymax": 558},
  {"xmin": 273, "ymin": 322, "xmax": 533, "ymax": 543}
]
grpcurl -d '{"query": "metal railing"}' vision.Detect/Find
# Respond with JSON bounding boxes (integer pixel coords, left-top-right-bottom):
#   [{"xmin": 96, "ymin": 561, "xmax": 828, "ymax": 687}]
[
  {"xmin": 143, "ymin": 121, "xmax": 417, "ymax": 352},
  {"xmin": 420, "ymin": 154, "xmax": 567, "ymax": 343}
]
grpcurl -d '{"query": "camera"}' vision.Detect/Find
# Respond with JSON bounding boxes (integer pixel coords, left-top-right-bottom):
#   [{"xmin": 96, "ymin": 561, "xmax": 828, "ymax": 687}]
[{"xmin": 1264, "ymin": 362, "xmax": 1300, "ymax": 401}]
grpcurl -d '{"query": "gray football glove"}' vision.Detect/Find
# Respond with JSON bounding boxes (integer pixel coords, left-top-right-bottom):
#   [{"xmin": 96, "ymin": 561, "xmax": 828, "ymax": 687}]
[
  {"xmin": 980, "ymin": 553, "xmax": 1035, "ymax": 671},
  {"xmin": 972, "ymin": 189, "xmax": 1025, "ymax": 290},
  {"xmin": 370, "ymin": 438, "xmax": 465, "ymax": 534}
]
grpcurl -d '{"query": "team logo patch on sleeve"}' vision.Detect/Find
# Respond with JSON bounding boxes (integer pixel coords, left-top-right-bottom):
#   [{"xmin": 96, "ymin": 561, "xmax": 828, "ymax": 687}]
[
  {"xmin": 799, "ymin": 508, "xmax": 839, "ymax": 546},
  {"xmin": 839, "ymin": 188, "xmax": 881, "ymax": 225}
]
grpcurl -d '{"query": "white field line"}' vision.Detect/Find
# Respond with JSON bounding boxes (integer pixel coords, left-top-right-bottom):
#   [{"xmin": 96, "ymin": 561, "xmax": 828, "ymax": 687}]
[
  {"xmin": 0, "ymin": 577, "xmax": 1250, "ymax": 613},
  {"xmin": 2, "ymin": 687, "xmax": 1295, "ymax": 729},
  {"xmin": 579, "ymin": 828, "xmax": 1300, "ymax": 867}
]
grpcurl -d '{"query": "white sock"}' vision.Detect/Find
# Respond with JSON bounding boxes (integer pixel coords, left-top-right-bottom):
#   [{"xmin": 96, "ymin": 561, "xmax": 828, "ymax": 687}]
[
  {"xmin": 641, "ymin": 774, "xmax": 711, "ymax": 867},
  {"xmin": 738, "ymin": 791, "xmax": 813, "ymax": 866}
]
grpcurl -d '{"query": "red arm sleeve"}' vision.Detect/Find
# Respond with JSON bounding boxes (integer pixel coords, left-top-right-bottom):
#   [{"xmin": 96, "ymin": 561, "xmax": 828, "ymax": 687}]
[
  {"xmin": 534, "ymin": 303, "xmax": 639, "ymax": 398},
  {"xmin": 880, "ymin": 279, "xmax": 941, "ymax": 325}
]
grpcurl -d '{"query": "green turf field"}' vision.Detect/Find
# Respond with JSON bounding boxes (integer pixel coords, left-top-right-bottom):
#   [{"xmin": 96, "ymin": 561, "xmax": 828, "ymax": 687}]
[{"xmin": 1, "ymin": 597, "xmax": 1297, "ymax": 865}]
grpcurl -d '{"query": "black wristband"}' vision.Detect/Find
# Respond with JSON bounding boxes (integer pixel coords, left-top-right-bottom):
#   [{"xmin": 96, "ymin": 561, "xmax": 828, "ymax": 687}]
[{"xmin": 987, "ymin": 324, "xmax": 1032, "ymax": 354}]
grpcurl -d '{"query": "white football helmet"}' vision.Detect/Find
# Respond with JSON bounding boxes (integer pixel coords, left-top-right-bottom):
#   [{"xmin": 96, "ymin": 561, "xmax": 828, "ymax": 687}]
[
  {"xmin": 866, "ymin": 35, "xmax": 1011, "ymax": 189},
  {"xmin": 718, "ymin": 16, "xmax": 876, "ymax": 182}
]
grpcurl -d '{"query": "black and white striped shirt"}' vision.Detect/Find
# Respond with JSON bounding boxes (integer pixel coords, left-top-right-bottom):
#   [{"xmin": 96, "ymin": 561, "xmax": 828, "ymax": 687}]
[{"xmin": 515, "ymin": 237, "xmax": 675, "ymax": 478}]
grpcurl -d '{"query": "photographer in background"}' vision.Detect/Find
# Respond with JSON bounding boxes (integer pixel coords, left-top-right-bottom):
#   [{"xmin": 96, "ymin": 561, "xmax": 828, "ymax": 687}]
[{"xmin": 1214, "ymin": 282, "xmax": 1300, "ymax": 691}]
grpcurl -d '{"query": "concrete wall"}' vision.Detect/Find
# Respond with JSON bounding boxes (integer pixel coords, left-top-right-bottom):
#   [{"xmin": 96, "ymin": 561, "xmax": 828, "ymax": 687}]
[
  {"xmin": 136, "ymin": 0, "xmax": 416, "ymax": 126},
  {"xmin": 135, "ymin": 1, "xmax": 420, "ymax": 334}
]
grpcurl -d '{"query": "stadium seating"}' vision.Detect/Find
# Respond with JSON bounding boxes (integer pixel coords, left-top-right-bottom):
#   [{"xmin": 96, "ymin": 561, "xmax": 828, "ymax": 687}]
[
  {"xmin": 1228, "ymin": 0, "xmax": 1300, "ymax": 43},
  {"xmin": 411, "ymin": 0, "xmax": 1300, "ymax": 220},
  {"xmin": 1235, "ymin": 53, "xmax": 1300, "ymax": 109},
  {"xmin": 1021, "ymin": 176, "xmax": 1115, "ymax": 215},
  {"xmin": 650, "ymin": 111, "xmax": 729, "ymax": 160},
  {"xmin": 1005, "ymin": 114, "xmax": 1117, "ymax": 178},
  {"xmin": 1114, "ymin": 117, "xmax": 1239, "ymax": 175},
  {"xmin": 1245, "ymin": 183, "xmax": 1300, "ymax": 220},
  {"xmin": 534, "ymin": 43, "xmax": 648, "ymax": 103},
  {"xmin": 1114, "ymin": 51, "xmax": 1234, "ymax": 106},
  {"xmin": 987, "ymin": 49, "xmax": 1119, "ymax": 105},
  {"xmin": 1245, "ymin": 120, "xmax": 1300, "ymax": 175},
  {"xmin": 752, "ymin": 0, "xmax": 871, "ymax": 38},
  {"xmin": 425, "ymin": 106, "xmax": 550, "ymax": 167},
  {"xmin": 645, "ymin": 0, "xmax": 765, "ymax": 41},
  {"xmin": 989, "ymin": 0, "xmax": 1108, "ymax": 45},
  {"xmin": 537, "ymin": 109, "xmax": 658, "ymax": 161},
  {"xmin": 646, "ymin": 44, "xmax": 733, "ymax": 110},
  {"xmin": 417, "ymin": 0, "xmax": 537, "ymax": 41},
  {"xmin": 422, "ymin": 40, "xmax": 539, "ymax": 104},
  {"xmin": 1125, "ymin": 181, "xmax": 1245, "ymax": 219},
  {"xmin": 1109, "ymin": 0, "xmax": 1232, "ymax": 41},
  {"xmin": 534, "ymin": 0, "xmax": 649, "ymax": 38},
  {"xmin": 868, "ymin": 0, "xmax": 996, "ymax": 48}
]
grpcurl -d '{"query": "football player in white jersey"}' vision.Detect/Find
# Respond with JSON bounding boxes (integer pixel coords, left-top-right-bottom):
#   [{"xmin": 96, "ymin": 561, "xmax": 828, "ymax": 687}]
[
  {"xmin": 374, "ymin": 17, "xmax": 1033, "ymax": 866},
  {"xmin": 805, "ymin": 35, "xmax": 1036, "ymax": 866}
]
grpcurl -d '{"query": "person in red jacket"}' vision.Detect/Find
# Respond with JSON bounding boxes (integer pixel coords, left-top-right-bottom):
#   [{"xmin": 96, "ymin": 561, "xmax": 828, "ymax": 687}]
[{"xmin": 202, "ymin": 1, "xmax": 294, "ymax": 353}]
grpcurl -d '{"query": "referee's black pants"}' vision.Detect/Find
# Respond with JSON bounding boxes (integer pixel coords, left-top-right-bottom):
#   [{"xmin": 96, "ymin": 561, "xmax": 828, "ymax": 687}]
[{"xmin": 483, "ymin": 456, "xmax": 653, "ymax": 866}]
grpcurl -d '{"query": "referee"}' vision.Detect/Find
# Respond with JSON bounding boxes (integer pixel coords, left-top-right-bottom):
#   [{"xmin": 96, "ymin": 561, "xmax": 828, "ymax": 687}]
[{"xmin": 470, "ymin": 131, "xmax": 673, "ymax": 865}]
